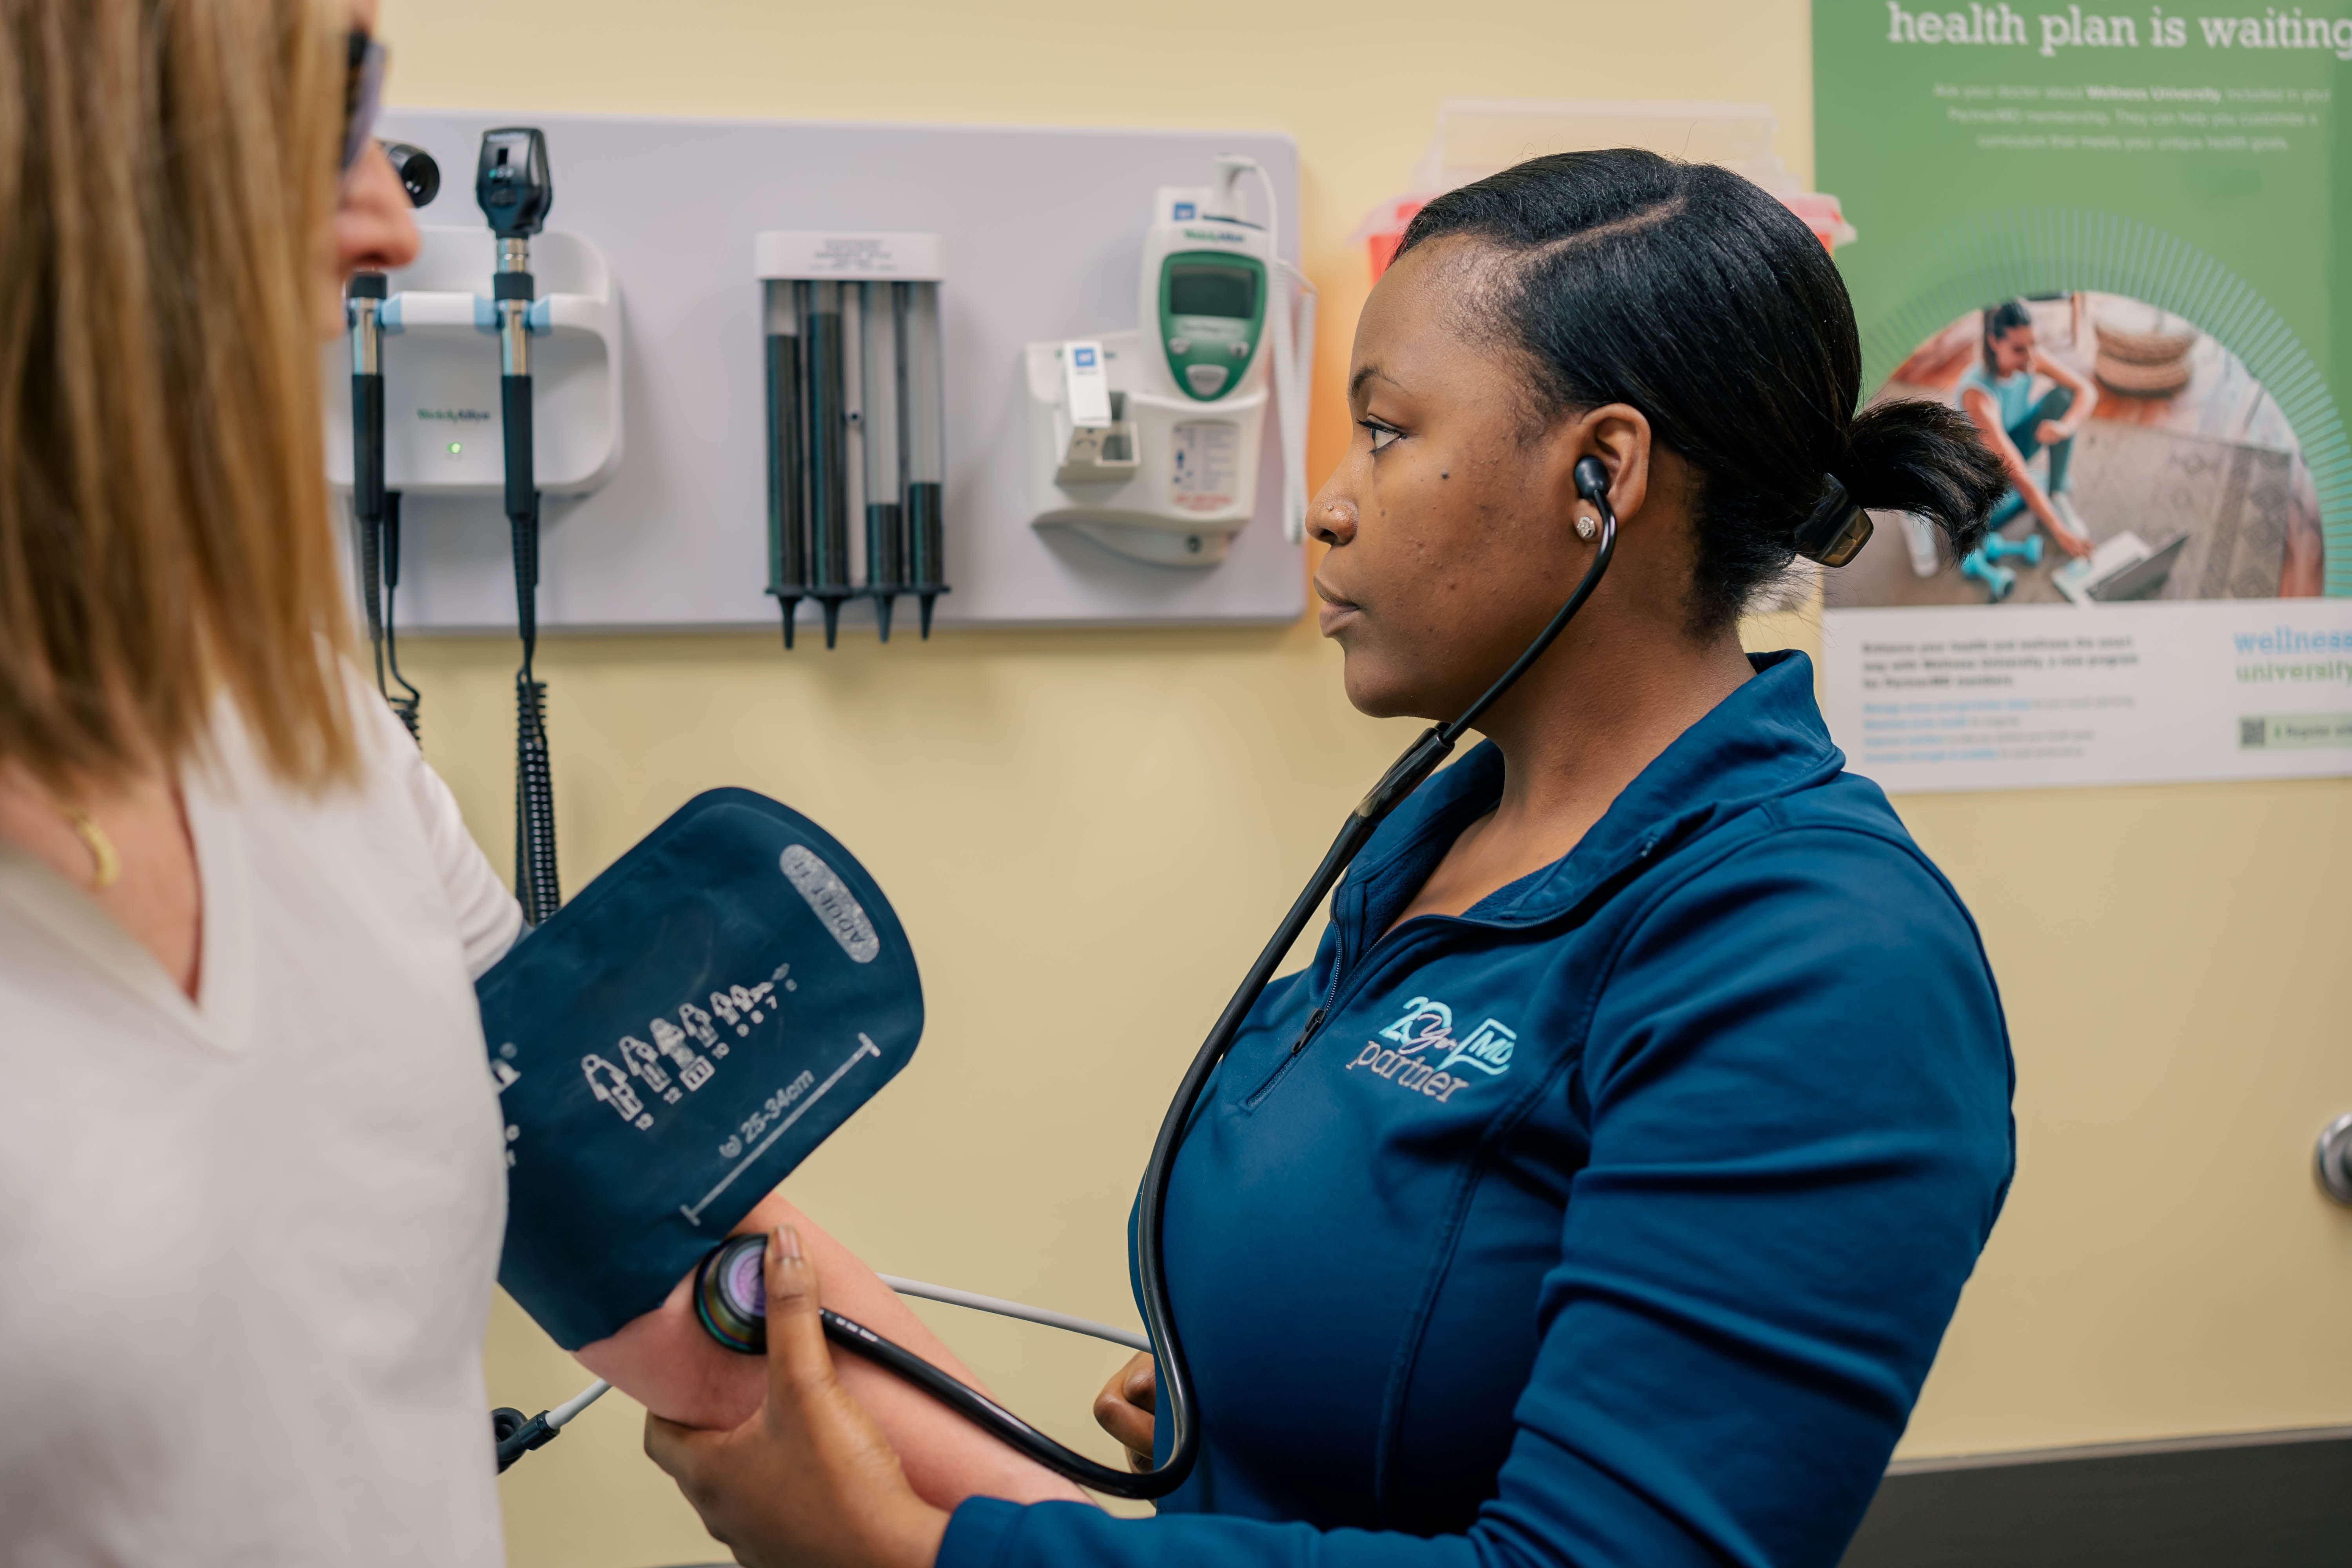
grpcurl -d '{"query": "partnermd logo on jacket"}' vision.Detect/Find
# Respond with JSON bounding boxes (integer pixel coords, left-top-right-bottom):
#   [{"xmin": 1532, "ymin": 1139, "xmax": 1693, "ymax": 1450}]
[{"xmin": 1345, "ymin": 995, "xmax": 1515, "ymax": 1102}]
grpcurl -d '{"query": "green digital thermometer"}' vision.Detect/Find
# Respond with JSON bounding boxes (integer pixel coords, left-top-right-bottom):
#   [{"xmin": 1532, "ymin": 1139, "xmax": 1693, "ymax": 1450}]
[{"xmin": 1156, "ymin": 249, "xmax": 1267, "ymax": 403}]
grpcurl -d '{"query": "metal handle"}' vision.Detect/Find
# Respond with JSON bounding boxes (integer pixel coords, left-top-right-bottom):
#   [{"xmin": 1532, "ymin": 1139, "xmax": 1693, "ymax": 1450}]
[{"xmin": 2314, "ymin": 1113, "xmax": 2352, "ymax": 1205}]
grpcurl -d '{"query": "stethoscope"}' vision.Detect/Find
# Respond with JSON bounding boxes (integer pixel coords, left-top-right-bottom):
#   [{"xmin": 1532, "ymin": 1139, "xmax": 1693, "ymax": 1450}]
[{"xmin": 501, "ymin": 458, "xmax": 1621, "ymax": 1489}]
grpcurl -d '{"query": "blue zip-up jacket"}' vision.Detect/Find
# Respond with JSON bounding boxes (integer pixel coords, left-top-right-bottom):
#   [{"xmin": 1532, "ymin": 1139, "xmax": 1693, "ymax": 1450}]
[{"xmin": 942, "ymin": 652, "xmax": 2014, "ymax": 1568}]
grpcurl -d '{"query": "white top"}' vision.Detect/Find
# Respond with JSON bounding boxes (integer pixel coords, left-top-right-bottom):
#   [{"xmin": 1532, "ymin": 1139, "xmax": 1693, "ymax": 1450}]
[{"xmin": 0, "ymin": 682, "xmax": 522, "ymax": 1566}]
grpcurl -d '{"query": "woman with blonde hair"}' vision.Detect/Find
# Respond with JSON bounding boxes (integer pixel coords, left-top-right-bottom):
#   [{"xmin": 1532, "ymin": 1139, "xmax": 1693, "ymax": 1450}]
[
  {"xmin": 0, "ymin": 3, "xmax": 1096, "ymax": 1555},
  {"xmin": 0, "ymin": 1, "xmax": 523, "ymax": 1559}
]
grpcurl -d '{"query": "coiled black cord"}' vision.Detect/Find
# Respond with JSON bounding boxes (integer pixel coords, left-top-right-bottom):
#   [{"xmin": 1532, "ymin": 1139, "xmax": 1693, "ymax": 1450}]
[{"xmin": 511, "ymin": 499, "xmax": 560, "ymax": 924}]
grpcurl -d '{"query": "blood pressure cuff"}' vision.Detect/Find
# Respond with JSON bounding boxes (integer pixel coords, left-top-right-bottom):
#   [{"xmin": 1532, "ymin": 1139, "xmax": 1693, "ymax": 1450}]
[{"xmin": 477, "ymin": 788, "xmax": 921, "ymax": 1350}]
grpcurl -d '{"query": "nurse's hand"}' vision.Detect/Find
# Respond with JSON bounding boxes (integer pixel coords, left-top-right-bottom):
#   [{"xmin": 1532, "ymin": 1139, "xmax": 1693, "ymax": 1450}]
[
  {"xmin": 646, "ymin": 1226, "xmax": 949, "ymax": 1568},
  {"xmin": 1093, "ymin": 1351, "xmax": 1156, "ymax": 1470},
  {"xmin": 581, "ymin": 1191, "xmax": 1084, "ymax": 1509}
]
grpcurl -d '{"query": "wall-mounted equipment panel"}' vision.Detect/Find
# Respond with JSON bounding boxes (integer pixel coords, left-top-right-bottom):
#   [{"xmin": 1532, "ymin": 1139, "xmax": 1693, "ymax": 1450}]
[{"xmin": 344, "ymin": 110, "xmax": 1305, "ymax": 636}]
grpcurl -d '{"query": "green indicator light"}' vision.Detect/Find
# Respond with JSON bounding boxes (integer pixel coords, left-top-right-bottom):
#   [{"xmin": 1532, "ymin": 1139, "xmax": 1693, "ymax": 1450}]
[{"xmin": 448, "ymin": 441, "xmax": 462, "ymax": 454}]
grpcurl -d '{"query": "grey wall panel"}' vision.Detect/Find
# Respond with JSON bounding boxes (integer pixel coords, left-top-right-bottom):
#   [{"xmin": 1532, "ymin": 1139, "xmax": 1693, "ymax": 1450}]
[{"xmin": 361, "ymin": 109, "xmax": 1305, "ymax": 634}]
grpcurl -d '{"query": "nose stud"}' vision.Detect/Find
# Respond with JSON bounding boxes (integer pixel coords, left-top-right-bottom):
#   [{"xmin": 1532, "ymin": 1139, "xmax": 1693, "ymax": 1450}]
[{"xmin": 1575, "ymin": 515, "xmax": 1597, "ymax": 542}]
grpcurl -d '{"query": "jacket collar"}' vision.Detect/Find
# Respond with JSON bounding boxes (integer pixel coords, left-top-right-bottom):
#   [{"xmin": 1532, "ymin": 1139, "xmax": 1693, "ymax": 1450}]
[{"xmin": 1347, "ymin": 651, "xmax": 1845, "ymax": 931}]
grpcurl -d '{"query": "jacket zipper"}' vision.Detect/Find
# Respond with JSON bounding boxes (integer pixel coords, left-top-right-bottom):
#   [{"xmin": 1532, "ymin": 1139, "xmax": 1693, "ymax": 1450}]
[
  {"xmin": 1238, "ymin": 925, "xmax": 1419, "ymax": 1110},
  {"xmin": 1238, "ymin": 1002, "xmax": 1333, "ymax": 1110},
  {"xmin": 1240, "ymin": 950, "xmax": 1347, "ymax": 1109}
]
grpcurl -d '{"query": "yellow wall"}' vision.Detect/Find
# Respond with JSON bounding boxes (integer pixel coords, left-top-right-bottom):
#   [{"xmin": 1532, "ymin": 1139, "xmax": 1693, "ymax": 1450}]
[{"xmin": 375, "ymin": 3, "xmax": 2352, "ymax": 1563}]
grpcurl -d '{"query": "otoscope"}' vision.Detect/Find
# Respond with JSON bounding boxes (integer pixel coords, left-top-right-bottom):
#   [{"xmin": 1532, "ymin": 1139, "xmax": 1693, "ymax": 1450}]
[
  {"xmin": 686, "ymin": 459, "xmax": 1622, "ymax": 1498},
  {"xmin": 347, "ymin": 142, "xmax": 439, "ymax": 740},
  {"xmin": 476, "ymin": 127, "xmax": 562, "ymax": 925}
]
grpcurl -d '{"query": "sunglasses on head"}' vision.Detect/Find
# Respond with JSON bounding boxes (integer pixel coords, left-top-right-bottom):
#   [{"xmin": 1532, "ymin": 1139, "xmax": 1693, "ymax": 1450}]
[{"xmin": 343, "ymin": 29, "xmax": 386, "ymax": 173}]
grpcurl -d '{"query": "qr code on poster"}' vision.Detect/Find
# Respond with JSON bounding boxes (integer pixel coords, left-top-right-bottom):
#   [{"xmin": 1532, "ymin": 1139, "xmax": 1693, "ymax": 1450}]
[{"xmin": 2239, "ymin": 717, "xmax": 2268, "ymax": 748}]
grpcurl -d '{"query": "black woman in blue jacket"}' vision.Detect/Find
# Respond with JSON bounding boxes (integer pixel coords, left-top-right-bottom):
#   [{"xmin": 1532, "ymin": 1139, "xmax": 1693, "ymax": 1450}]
[{"xmin": 646, "ymin": 148, "xmax": 2019, "ymax": 1568}]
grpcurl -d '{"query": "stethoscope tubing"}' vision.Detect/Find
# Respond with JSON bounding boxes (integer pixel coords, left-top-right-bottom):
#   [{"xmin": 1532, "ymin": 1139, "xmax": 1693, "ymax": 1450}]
[{"xmin": 771, "ymin": 461, "xmax": 1622, "ymax": 1499}]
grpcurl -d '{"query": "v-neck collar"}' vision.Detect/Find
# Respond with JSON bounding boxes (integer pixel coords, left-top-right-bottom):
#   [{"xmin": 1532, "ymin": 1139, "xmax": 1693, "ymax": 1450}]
[
  {"xmin": 0, "ymin": 750, "xmax": 257, "ymax": 1055},
  {"xmin": 1338, "ymin": 651, "xmax": 1847, "ymax": 938}
]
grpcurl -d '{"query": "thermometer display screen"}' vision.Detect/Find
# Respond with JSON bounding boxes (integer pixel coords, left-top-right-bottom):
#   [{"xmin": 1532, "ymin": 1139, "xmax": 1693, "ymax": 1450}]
[{"xmin": 1167, "ymin": 262, "xmax": 1258, "ymax": 320}]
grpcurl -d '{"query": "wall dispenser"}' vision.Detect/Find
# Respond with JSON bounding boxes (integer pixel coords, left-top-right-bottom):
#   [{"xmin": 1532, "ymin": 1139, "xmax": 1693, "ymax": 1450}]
[{"xmin": 1025, "ymin": 156, "xmax": 1314, "ymax": 567}]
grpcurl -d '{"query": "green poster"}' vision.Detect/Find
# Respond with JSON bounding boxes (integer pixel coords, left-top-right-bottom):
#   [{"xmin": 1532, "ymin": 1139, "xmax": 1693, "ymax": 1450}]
[{"xmin": 1813, "ymin": 1, "xmax": 2352, "ymax": 790}]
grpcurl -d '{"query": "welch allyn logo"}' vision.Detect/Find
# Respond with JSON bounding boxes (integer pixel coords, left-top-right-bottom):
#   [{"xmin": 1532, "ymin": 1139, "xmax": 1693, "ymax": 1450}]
[{"xmin": 417, "ymin": 407, "xmax": 492, "ymax": 423}]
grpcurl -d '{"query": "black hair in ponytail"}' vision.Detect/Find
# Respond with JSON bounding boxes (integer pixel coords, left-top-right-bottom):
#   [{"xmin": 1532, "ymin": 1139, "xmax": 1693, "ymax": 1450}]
[{"xmin": 1395, "ymin": 149, "xmax": 2008, "ymax": 635}]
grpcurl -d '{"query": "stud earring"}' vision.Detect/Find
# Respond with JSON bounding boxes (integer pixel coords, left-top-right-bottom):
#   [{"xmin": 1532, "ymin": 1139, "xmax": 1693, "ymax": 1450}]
[{"xmin": 1575, "ymin": 515, "xmax": 1597, "ymax": 542}]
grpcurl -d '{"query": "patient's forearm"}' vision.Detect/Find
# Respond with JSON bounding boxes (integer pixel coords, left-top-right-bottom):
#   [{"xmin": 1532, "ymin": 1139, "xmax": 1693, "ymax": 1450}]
[{"xmin": 575, "ymin": 1191, "xmax": 1089, "ymax": 1509}]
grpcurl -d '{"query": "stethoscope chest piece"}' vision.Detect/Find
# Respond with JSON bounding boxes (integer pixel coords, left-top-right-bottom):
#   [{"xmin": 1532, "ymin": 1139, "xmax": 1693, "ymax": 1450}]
[{"xmin": 693, "ymin": 1234, "xmax": 769, "ymax": 1355}]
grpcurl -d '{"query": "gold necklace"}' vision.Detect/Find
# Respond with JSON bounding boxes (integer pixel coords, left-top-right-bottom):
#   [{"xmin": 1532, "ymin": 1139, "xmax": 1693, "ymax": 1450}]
[{"xmin": 62, "ymin": 808, "xmax": 121, "ymax": 889}]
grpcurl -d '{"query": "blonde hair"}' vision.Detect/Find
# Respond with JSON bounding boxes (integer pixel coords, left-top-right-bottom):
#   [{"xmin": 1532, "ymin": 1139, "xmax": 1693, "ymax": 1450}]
[{"xmin": 0, "ymin": 0, "xmax": 356, "ymax": 791}]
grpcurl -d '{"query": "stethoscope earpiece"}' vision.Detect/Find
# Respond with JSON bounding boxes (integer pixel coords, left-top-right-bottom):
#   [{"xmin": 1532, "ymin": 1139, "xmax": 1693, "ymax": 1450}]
[
  {"xmin": 1572, "ymin": 456, "xmax": 1611, "ymax": 506},
  {"xmin": 1571, "ymin": 456, "xmax": 1610, "ymax": 542}
]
